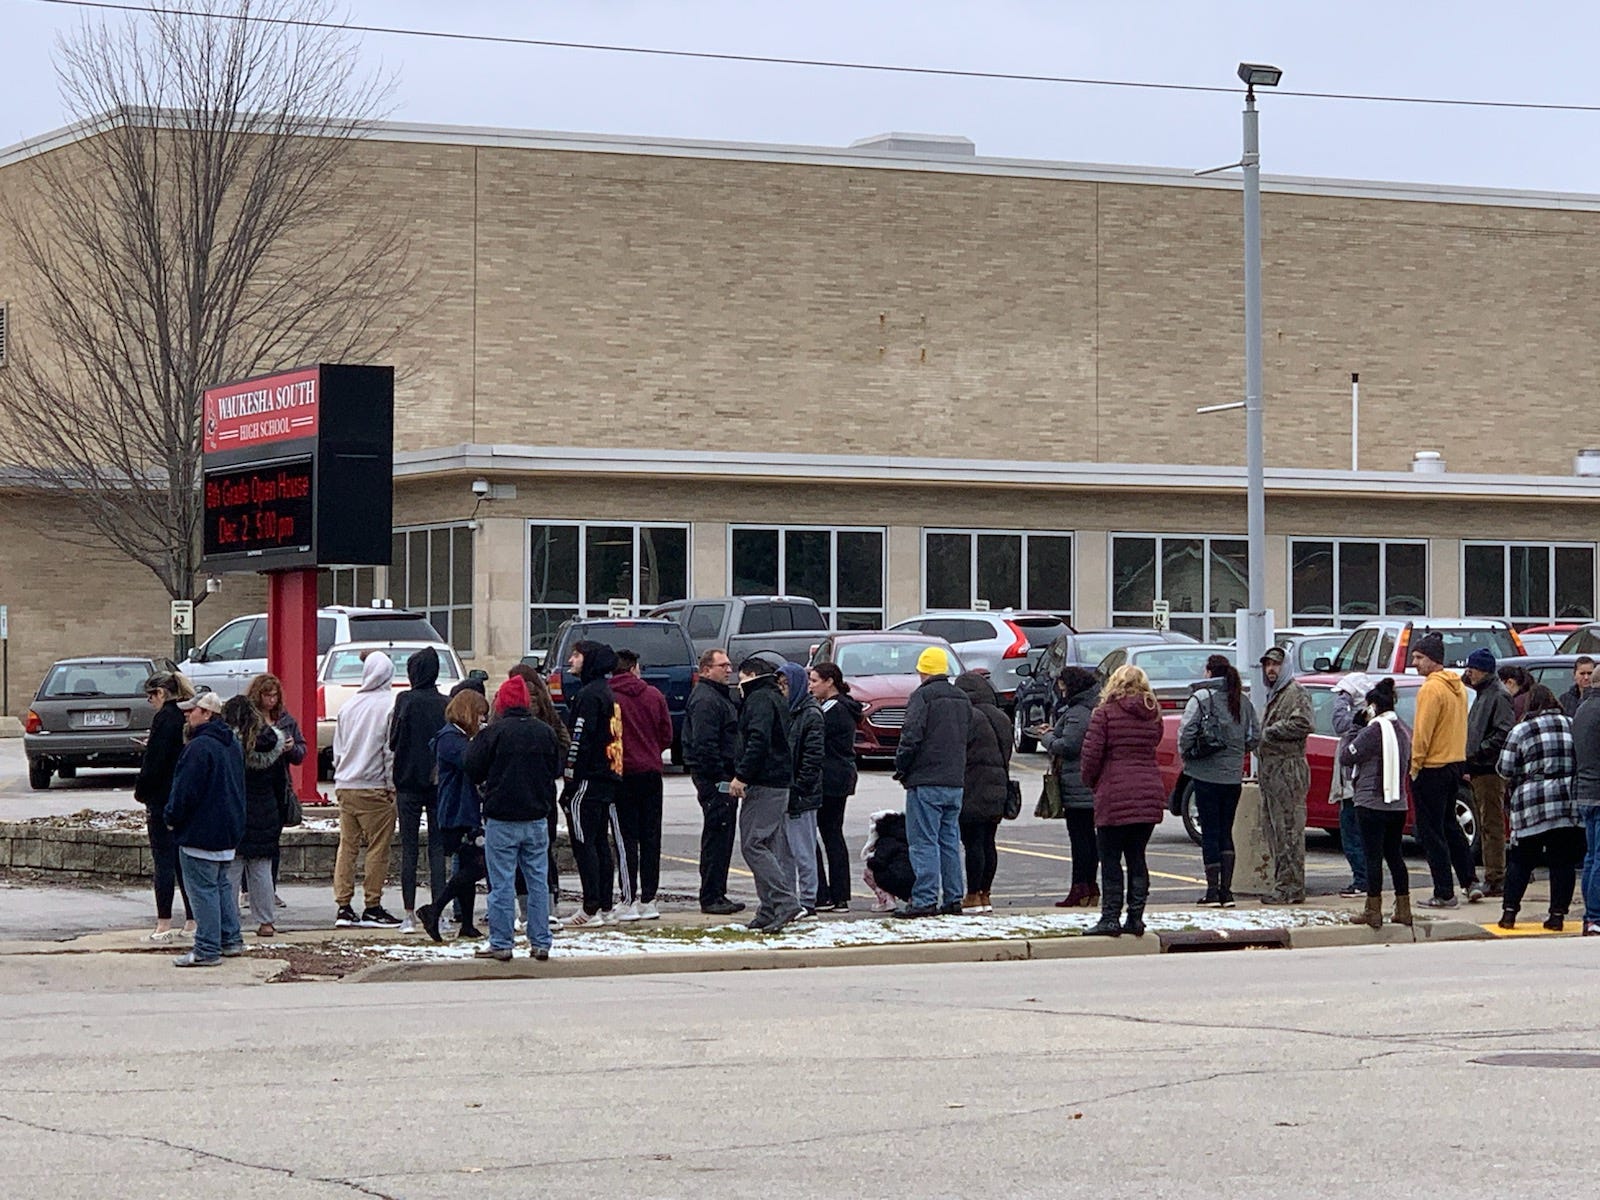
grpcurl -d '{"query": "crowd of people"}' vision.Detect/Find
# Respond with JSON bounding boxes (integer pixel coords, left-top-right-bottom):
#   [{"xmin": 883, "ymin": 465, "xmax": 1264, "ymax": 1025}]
[{"xmin": 129, "ymin": 629, "xmax": 1600, "ymax": 966}]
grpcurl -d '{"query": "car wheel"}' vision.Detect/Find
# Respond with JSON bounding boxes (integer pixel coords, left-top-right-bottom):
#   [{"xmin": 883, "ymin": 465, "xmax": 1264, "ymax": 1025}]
[
  {"xmin": 1455, "ymin": 788, "xmax": 1481, "ymax": 856},
  {"xmin": 1179, "ymin": 780, "xmax": 1201, "ymax": 847},
  {"xmin": 1014, "ymin": 708, "xmax": 1038, "ymax": 755},
  {"xmin": 57, "ymin": 764, "xmax": 77, "ymax": 780},
  {"xmin": 28, "ymin": 760, "xmax": 52, "ymax": 791}
]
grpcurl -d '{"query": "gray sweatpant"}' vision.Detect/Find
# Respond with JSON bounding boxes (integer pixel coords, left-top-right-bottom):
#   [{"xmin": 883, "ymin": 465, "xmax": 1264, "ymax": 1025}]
[
  {"xmin": 785, "ymin": 809, "xmax": 819, "ymax": 907},
  {"xmin": 228, "ymin": 856, "xmax": 275, "ymax": 929},
  {"xmin": 739, "ymin": 785, "xmax": 799, "ymax": 925}
]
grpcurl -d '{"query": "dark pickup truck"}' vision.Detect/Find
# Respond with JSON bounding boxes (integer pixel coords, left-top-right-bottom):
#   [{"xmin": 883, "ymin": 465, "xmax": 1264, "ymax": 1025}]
[
  {"xmin": 539, "ymin": 618, "xmax": 698, "ymax": 765},
  {"xmin": 648, "ymin": 595, "xmax": 831, "ymax": 665}
]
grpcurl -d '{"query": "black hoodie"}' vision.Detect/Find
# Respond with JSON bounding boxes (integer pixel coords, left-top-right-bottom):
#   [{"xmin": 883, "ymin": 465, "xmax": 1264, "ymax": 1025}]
[
  {"xmin": 388, "ymin": 647, "xmax": 449, "ymax": 793},
  {"xmin": 566, "ymin": 640, "xmax": 623, "ymax": 787},
  {"xmin": 818, "ymin": 692, "xmax": 863, "ymax": 797},
  {"xmin": 734, "ymin": 671, "xmax": 792, "ymax": 788}
]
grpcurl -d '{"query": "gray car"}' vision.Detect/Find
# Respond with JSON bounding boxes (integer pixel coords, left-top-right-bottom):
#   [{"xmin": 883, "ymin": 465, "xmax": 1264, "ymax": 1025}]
[
  {"xmin": 887, "ymin": 610, "xmax": 1071, "ymax": 708},
  {"xmin": 23, "ymin": 655, "xmax": 178, "ymax": 790},
  {"xmin": 1096, "ymin": 643, "xmax": 1238, "ymax": 710}
]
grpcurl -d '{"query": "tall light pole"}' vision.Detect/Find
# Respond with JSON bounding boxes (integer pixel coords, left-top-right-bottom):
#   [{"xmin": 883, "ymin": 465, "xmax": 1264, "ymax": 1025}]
[{"xmin": 1238, "ymin": 61, "xmax": 1281, "ymax": 712}]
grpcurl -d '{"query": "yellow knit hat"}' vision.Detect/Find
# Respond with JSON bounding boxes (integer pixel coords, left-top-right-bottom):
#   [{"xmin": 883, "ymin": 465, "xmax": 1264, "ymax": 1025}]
[{"xmin": 915, "ymin": 646, "xmax": 950, "ymax": 676}]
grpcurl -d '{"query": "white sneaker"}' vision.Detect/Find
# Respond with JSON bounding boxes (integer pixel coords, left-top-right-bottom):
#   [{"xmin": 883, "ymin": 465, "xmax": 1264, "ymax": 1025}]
[
  {"xmin": 614, "ymin": 900, "xmax": 643, "ymax": 923},
  {"xmin": 547, "ymin": 912, "xmax": 562, "ymax": 930},
  {"xmin": 638, "ymin": 900, "xmax": 660, "ymax": 920},
  {"xmin": 399, "ymin": 915, "xmax": 417, "ymax": 935},
  {"xmin": 600, "ymin": 908, "xmax": 616, "ymax": 923},
  {"xmin": 563, "ymin": 909, "xmax": 605, "ymax": 928},
  {"xmin": 514, "ymin": 916, "xmax": 526, "ymax": 933}
]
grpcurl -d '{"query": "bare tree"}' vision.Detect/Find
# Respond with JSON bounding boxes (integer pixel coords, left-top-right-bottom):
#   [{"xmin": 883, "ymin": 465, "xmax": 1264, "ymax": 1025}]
[{"xmin": 0, "ymin": 0, "xmax": 411, "ymax": 606}]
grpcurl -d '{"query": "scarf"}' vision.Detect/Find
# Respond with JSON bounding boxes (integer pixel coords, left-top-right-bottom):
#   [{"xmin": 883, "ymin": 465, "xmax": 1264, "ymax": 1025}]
[{"xmin": 1374, "ymin": 711, "xmax": 1402, "ymax": 804}]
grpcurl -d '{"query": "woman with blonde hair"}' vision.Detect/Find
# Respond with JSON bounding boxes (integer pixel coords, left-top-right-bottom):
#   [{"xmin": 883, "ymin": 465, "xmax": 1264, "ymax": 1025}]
[
  {"xmin": 1079, "ymin": 664, "xmax": 1166, "ymax": 937},
  {"xmin": 417, "ymin": 687, "xmax": 491, "ymax": 941}
]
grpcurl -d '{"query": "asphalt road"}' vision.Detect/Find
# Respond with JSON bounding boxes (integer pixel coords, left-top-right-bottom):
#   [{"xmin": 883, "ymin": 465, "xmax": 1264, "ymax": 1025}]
[{"xmin": 2, "ymin": 937, "xmax": 1596, "ymax": 1197}]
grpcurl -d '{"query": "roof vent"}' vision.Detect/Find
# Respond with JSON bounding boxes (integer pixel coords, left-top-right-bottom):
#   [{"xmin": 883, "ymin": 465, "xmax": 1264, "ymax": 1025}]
[
  {"xmin": 1411, "ymin": 451, "xmax": 1446, "ymax": 474},
  {"xmin": 1576, "ymin": 449, "xmax": 1600, "ymax": 477},
  {"xmin": 849, "ymin": 132, "xmax": 975, "ymax": 156}
]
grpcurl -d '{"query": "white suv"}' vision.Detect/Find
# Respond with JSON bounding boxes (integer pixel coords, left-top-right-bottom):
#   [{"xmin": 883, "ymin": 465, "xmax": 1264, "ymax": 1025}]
[
  {"xmin": 184, "ymin": 606, "xmax": 444, "ymax": 698},
  {"xmin": 887, "ymin": 610, "xmax": 1072, "ymax": 706}
]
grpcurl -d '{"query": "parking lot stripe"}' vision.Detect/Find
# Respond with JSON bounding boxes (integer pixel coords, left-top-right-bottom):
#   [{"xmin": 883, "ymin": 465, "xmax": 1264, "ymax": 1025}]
[{"xmin": 997, "ymin": 842, "xmax": 1205, "ymax": 885}]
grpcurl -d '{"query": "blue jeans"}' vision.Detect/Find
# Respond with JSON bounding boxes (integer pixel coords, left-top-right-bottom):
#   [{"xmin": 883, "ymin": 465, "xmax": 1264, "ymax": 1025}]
[
  {"xmin": 485, "ymin": 818, "xmax": 550, "ymax": 952},
  {"xmin": 1340, "ymin": 799, "xmax": 1369, "ymax": 890},
  {"xmin": 905, "ymin": 785, "xmax": 964, "ymax": 909},
  {"xmin": 1583, "ymin": 807, "xmax": 1600, "ymax": 926},
  {"xmin": 180, "ymin": 851, "xmax": 241, "ymax": 962}
]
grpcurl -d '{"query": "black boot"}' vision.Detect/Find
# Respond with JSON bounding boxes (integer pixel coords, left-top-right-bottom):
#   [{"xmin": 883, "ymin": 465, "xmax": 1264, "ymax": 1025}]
[
  {"xmin": 1197, "ymin": 863, "xmax": 1221, "ymax": 906},
  {"xmin": 1084, "ymin": 878, "xmax": 1124, "ymax": 937},
  {"xmin": 1219, "ymin": 852, "xmax": 1237, "ymax": 908},
  {"xmin": 1123, "ymin": 872, "xmax": 1149, "ymax": 937}
]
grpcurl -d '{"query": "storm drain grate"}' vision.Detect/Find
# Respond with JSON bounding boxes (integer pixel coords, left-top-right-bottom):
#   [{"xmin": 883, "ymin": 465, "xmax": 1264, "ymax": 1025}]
[{"xmin": 1473, "ymin": 1053, "xmax": 1600, "ymax": 1069}]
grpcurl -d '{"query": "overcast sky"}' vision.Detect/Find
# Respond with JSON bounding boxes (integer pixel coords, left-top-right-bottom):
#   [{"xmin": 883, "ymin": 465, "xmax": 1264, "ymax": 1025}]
[{"xmin": 4, "ymin": 0, "xmax": 1600, "ymax": 193}]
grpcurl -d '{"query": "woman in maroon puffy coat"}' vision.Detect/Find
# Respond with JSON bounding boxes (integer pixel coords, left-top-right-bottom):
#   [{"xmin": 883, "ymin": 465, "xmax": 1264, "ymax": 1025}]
[{"xmin": 1080, "ymin": 665, "xmax": 1166, "ymax": 937}]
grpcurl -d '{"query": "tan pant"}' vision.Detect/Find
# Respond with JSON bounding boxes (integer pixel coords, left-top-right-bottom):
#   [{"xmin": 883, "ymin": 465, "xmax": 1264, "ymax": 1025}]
[
  {"xmin": 334, "ymin": 788, "xmax": 396, "ymax": 910},
  {"xmin": 1470, "ymin": 773, "xmax": 1506, "ymax": 890}
]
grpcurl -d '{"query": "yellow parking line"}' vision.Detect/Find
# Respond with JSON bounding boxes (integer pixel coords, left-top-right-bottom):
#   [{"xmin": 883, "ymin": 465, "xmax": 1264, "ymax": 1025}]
[
  {"xmin": 1002, "ymin": 835, "xmax": 1196, "ymax": 862},
  {"xmin": 660, "ymin": 851, "xmax": 752, "ymax": 879},
  {"xmin": 996, "ymin": 842, "xmax": 1205, "ymax": 885}
]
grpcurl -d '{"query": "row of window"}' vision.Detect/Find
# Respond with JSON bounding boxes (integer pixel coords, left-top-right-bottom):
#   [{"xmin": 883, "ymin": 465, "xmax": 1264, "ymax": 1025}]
[{"xmin": 323, "ymin": 525, "xmax": 1600, "ymax": 656}]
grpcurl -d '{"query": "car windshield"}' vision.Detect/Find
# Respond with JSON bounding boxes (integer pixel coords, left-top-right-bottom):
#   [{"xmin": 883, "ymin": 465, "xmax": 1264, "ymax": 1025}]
[
  {"xmin": 1424, "ymin": 628, "xmax": 1521, "ymax": 667},
  {"xmin": 1075, "ymin": 634, "xmax": 1157, "ymax": 664},
  {"xmin": 564, "ymin": 624, "xmax": 693, "ymax": 667},
  {"xmin": 324, "ymin": 647, "xmax": 459, "ymax": 685},
  {"xmin": 39, "ymin": 661, "xmax": 152, "ymax": 698},
  {"xmin": 1126, "ymin": 647, "xmax": 1224, "ymax": 682},
  {"xmin": 1292, "ymin": 635, "xmax": 1348, "ymax": 672},
  {"xmin": 835, "ymin": 640, "xmax": 961, "ymax": 677}
]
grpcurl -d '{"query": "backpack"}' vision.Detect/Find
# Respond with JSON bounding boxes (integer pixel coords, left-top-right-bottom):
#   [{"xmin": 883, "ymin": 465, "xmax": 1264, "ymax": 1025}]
[{"xmin": 1186, "ymin": 691, "xmax": 1229, "ymax": 760}]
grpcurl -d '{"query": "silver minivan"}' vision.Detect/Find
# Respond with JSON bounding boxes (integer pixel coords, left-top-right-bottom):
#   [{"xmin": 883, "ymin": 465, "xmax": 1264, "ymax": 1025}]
[{"xmin": 184, "ymin": 606, "xmax": 443, "ymax": 698}]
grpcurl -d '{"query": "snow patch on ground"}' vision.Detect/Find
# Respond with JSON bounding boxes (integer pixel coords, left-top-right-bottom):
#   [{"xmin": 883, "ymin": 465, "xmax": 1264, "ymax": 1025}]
[{"xmin": 342, "ymin": 907, "xmax": 1352, "ymax": 962}]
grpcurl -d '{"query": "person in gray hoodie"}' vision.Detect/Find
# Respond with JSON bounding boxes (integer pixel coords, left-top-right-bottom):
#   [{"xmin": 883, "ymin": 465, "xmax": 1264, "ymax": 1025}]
[
  {"xmin": 331, "ymin": 652, "xmax": 400, "ymax": 928},
  {"xmin": 780, "ymin": 661, "xmax": 824, "ymax": 916},
  {"xmin": 1178, "ymin": 653, "xmax": 1260, "ymax": 907}
]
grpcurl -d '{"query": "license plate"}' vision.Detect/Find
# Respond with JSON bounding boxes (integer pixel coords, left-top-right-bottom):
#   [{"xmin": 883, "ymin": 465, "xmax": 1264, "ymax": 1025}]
[{"xmin": 82, "ymin": 710, "xmax": 118, "ymax": 728}]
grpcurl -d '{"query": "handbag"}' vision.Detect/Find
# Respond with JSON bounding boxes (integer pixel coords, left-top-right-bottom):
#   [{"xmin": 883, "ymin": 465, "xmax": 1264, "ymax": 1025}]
[
  {"xmin": 1034, "ymin": 771, "xmax": 1063, "ymax": 820},
  {"xmin": 1186, "ymin": 692, "xmax": 1228, "ymax": 760},
  {"xmin": 279, "ymin": 781, "xmax": 304, "ymax": 828},
  {"xmin": 1003, "ymin": 778, "xmax": 1023, "ymax": 821}
]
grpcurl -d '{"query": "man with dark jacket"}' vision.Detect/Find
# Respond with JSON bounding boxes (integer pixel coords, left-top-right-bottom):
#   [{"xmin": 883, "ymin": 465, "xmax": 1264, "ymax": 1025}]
[
  {"xmin": 1561, "ymin": 657, "xmax": 1595, "ymax": 718},
  {"xmin": 388, "ymin": 646, "xmax": 449, "ymax": 934},
  {"xmin": 611, "ymin": 648, "xmax": 674, "ymax": 921},
  {"xmin": 892, "ymin": 646, "xmax": 971, "ymax": 917},
  {"xmin": 465, "ymin": 675, "xmax": 562, "ymax": 961},
  {"xmin": 163, "ymin": 692, "xmax": 246, "ymax": 967},
  {"xmin": 1572, "ymin": 682, "xmax": 1600, "ymax": 934},
  {"xmin": 562, "ymin": 640, "xmax": 624, "ymax": 926},
  {"xmin": 780, "ymin": 661, "xmax": 825, "ymax": 916},
  {"xmin": 1463, "ymin": 648, "xmax": 1514, "ymax": 896},
  {"xmin": 731, "ymin": 654, "xmax": 802, "ymax": 932},
  {"xmin": 683, "ymin": 647, "xmax": 744, "ymax": 915}
]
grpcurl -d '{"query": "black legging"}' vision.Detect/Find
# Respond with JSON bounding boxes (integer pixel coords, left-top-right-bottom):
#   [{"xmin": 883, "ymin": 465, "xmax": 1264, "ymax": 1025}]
[
  {"xmin": 959, "ymin": 816, "xmax": 1000, "ymax": 893},
  {"xmin": 814, "ymin": 793, "xmax": 851, "ymax": 907},
  {"xmin": 1063, "ymin": 808, "xmax": 1098, "ymax": 887},
  {"xmin": 1356, "ymin": 807, "xmax": 1409, "ymax": 898},
  {"xmin": 432, "ymin": 827, "xmax": 483, "ymax": 929},
  {"xmin": 1191, "ymin": 779, "xmax": 1241, "ymax": 864},
  {"xmin": 145, "ymin": 806, "xmax": 192, "ymax": 922},
  {"xmin": 1096, "ymin": 822, "xmax": 1153, "ymax": 918},
  {"xmin": 1504, "ymin": 825, "xmax": 1586, "ymax": 916}
]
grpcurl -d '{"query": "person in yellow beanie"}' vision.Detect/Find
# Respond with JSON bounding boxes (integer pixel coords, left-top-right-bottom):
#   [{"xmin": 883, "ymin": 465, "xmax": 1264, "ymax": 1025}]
[
  {"xmin": 1408, "ymin": 630, "xmax": 1480, "ymax": 907},
  {"xmin": 891, "ymin": 644, "xmax": 972, "ymax": 917}
]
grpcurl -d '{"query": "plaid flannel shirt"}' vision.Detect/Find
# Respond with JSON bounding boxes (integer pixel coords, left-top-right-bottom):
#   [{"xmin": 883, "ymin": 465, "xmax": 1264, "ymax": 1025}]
[{"xmin": 1497, "ymin": 712, "xmax": 1580, "ymax": 841}]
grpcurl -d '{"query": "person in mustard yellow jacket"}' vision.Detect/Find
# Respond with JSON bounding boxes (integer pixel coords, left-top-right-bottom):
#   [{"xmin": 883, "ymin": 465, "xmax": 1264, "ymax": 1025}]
[{"xmin": 1408, "ymin": 632, "xmax": 1480, "ymax": 908}]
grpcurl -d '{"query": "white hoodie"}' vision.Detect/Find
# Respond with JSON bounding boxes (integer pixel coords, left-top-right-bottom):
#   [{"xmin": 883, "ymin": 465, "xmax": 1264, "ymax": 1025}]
[{"xmin": 333, "ymin": 653, "xmax": 396, "ymax": 789}]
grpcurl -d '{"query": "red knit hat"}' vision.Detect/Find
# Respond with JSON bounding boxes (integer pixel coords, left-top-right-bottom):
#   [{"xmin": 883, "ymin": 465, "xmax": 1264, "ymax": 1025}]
[{"xmin": 494, "ymin": 675, "xmax": 530, "ymax": 714}]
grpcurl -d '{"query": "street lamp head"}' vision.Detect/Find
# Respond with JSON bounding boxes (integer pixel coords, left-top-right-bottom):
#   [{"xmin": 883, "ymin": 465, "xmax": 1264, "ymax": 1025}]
[{"xmin": 1237, "ymin": 62, "xmax": 1283, "ymax": 89}]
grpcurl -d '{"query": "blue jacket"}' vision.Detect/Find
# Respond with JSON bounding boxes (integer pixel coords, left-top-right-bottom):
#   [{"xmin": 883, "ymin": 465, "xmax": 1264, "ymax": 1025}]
[
  {"xmin": 433, "ymin": 723, "xmax": 482, "ymax": 831},
  {"xmin": 164, "ymin": 718, "xmax": 246, "ymax": 853}
]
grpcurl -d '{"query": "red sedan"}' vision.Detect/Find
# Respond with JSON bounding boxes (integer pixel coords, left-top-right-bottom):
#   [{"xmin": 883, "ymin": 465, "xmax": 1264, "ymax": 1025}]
[
  {"xmin": 809, "ymin": 632, "xmax": 966, "ymax": 759},
  {"xmin": 1157, "ymin": 673, "xmax": 1479, "ymax": 850}
]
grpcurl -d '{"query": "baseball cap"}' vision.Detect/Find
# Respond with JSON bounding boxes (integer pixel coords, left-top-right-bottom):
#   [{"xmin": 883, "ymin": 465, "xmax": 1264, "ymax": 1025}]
[{"xmin": 178, "ymin": 691, "xmax": 224, "ymax": 715}]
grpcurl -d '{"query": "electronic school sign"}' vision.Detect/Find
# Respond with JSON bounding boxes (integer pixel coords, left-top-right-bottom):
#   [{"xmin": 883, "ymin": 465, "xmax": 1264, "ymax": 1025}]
[{"xmin": 200, "ymin": 364, "xmax": 393, "ymax": 572}]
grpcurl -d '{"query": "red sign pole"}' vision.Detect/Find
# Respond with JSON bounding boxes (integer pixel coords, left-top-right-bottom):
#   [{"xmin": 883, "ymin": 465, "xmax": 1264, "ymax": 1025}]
[{"xmin": 268, "ymin": 568, "xmax": 324, "ymax": 804}]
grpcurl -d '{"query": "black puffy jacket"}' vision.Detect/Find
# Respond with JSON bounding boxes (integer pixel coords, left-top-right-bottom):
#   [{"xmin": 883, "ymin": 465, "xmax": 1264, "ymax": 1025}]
[
  {"xmin": 466, "ymin": 706, "xmax": 561, "ymax": 822},
  {"xmin": 134, "ymin": 700, "xmax": 186, "ymax": 809},
  {"xmin": 788, "ymin": 694, "xmax": 825, "ymax": 814},
  {"xmin": 683, "ymin": 678, "xmax": 738, "ymax": 781},
  {"xmin": 955, "ymin": 673, "xmax": 1013, "ymax": 821},
  {"xmin": 893, "ymin": 675, "xmax": 971, "ymax": 788},
  {"xmin": 819, "ymin": 694, "xmax": 862, "ymax": 797},
  {"xmin": 734, "ymin": 673, "xmax": 792, "ymax": 789},
  {"xmin": 1041, "ymin": 682, "xmax": 1097, "ymax": 811},
  {"xmin": 237, "ymin": 724, "xmax": 289, "ymax": 860},
  {"xmin": 389, "ymin": 647, "xmax": 449, "ymax": 793}
]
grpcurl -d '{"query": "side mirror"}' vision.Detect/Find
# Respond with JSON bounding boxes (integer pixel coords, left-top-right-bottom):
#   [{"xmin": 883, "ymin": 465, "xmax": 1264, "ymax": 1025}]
[
  {"xmin": 186, "ymin": 648, "xmax": 201, "ymax": 662},
  {"xmin": 467, "ymin": 669, "xmax": 488, "ymax": 683},
  {"xmin": 1014, "ymin": 661, "xmax": 1033, "ymax": 677},
  {"xmin": 1313, "ymin": 657, "xmax": 1332, "ymax": 672}
]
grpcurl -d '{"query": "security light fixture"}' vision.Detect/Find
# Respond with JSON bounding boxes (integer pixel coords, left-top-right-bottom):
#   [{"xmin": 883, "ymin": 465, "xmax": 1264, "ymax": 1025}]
[{"xmin": 1237, "ymin": 62, "xmax": 1283, "ymax": 90}]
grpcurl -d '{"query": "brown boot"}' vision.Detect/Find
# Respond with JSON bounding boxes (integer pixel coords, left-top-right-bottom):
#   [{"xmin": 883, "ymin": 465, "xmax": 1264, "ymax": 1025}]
[
  {"xmin": 980, "ymin": 891, "xmax": 993, "ymax": 913},
  {"xmin": 962, "ymin": 892, "xmax": 980, "ymax": 912},
  {"xmin": 1392, "ymin": 894, "xmax": 1414, "ymax": 927},
  {"xmin": 1081, "ymin": 888, "xmax": 1101, "ymax": 908},
  {"xmin": 1360, "ymin": 896, "xmax": 1383, "ymax": 930}
]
